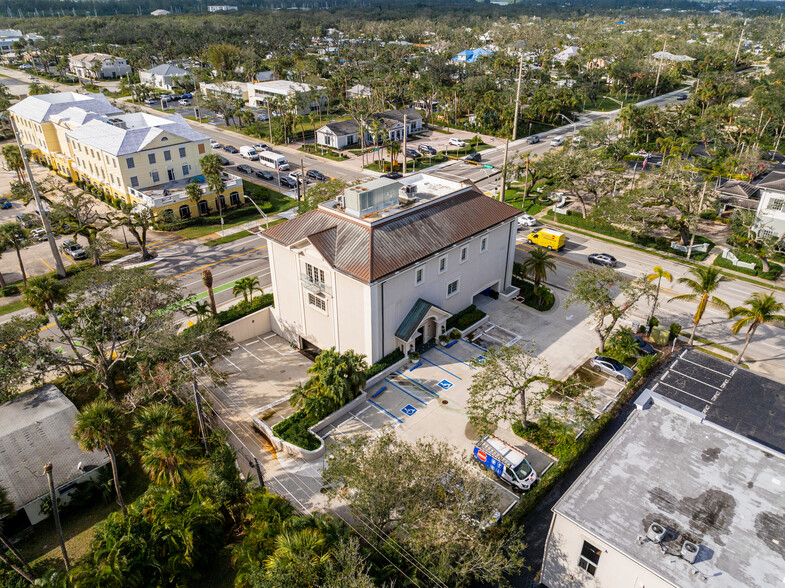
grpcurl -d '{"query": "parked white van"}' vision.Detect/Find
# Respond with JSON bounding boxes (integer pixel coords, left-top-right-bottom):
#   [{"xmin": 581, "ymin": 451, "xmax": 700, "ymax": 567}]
[
  {"xmin": 258, "ymin": 151, "xmax": 290, "ymax": 171},
  {"xmin": 550, "ymin": 135, "xmax": 565, "ymax": 147},
  {"xmin": 239, "ymin": 146, "xmax": 258, "ymax": 160}
]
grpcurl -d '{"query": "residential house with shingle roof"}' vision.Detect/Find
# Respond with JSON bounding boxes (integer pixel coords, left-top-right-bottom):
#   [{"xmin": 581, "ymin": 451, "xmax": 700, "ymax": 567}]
[
  {"xmin": 139, "ymin": 64, "xmax": 193, "ymax": 91},
  {"xmin": 714, "ymin": 177, "xmax": 759, "ymax": 214},
  {"xmin": 0, "ymin": 385, "xmax": 109, "ymax": 527},
  {"xmin": 315, "ymin": 109, "xmax": 423, "ymax": 149},
  {"xmin": 262, "ymin": 174, "xmax": 521, "ymax": 361}
]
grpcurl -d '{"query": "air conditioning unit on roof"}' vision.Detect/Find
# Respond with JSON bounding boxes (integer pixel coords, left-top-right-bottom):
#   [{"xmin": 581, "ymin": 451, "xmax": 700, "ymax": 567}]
[
  {"xmin": 646, "ymin": 522, "xmax": 666, "ymax": 543},
  {"xmin": 681, "ymin": 541, "xmax": 700, "ymax": 564}
]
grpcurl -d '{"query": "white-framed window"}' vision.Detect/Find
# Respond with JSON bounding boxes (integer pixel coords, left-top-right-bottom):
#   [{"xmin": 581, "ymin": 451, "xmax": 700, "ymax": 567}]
[
  {"xmin": 447, "ymin": 279, "xmax": 459, "ymax": 298},
  {"xmin": 179, "ymin": 147, "xmax": 187, "ymax": 158},
  {"xmin": 578, "ymin": 541, "xmax": 601, "ymax": 576},
  {"xmin": 126, "ymin": 156, "xmax": 135, "ymax": 169},
  {"xmin": 415, "ymin": 267, "xmax": 423, "ymax": 286},
  {"xmin": 151, "ymin": 170, "xmax": 160, "ymax": 183},
  {"xmin": 308, "ymin": 292, "xmax": 327, "ymax": 312},
  {"xmin": 460, "ymin": 246, "xmax": 468, "ymax": 263},
  {"xmin": 438, "ymin": 255, "xmax": 447, "ymax": 274},
  {"xmin": 164, "ymin": 150, "xmax": 171, "ymax": 162},
  {"xmin": 305, "ymin": 262, "xmax": 325, "ymax": 285},
  {"xmin": 767, "ymin": 198, "xmax": 785, "ymax": 212},
  {"xmin": 130, "ymin": 176, "xmax": 139, "ymax": 188},
  {"xmin": 759, "ymin": 227, "xmax": 775, "ymax": 238},
  {"xmin": 480, "ymin": 236, "xmax": 488, "ymax": 252},
  {"xmin": 148, "ymin": 153, "xmax": 156, "ymax": 165},
  {"xmin": 182, "ymin": 164, "xmax": 190, "ymax": 176}
]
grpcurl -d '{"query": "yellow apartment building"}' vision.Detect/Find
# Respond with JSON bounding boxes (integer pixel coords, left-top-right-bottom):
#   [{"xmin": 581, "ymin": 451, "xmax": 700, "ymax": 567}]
[{"xmin": 9, "ymin": 91, "xmax": 242, "ymax": 221}]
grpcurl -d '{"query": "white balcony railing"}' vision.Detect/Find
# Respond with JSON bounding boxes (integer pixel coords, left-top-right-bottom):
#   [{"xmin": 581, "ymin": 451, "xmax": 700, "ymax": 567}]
[{"xmin": 300, "ymin": 273, "xmax": 331, "ymax": 296}]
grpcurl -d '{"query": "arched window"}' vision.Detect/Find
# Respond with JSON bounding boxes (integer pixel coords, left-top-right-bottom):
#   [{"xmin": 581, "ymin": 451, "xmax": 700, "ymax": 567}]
[
  {"xmin": 229, "ymin": 191, "xmax": 240, "ymax": 206},
  {"xmin": 178, "ymin": 205, "xmax": 191, "ymax": 219},
  {"xmin": 198, "ymin": 200, "xmax": 209, "ymax": 215}
]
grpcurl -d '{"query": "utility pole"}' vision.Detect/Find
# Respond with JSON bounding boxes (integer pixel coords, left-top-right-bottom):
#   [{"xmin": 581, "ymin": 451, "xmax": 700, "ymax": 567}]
[
  {"xmin": 512, "ymin": 52, "xmax": 524, "ymax": 141},
  {"xmin": 402, "ymin": 113, "xmax": 408, "ymax": 175},
  {"xmin": 734, "ymin": 19, "xmax": 748, "ymax": 67},
  {"xmin": 254, "ymin": 457, "xmax": 265, "ymax": 488},
  {"xmin": 652, "ymin": 40, "xmax": 666, "ymax": 98},
  {"xmin": 300, "ymin": 157, "xmax": 307, "ymax": 201},
  {"xmin": 686, "ymin": 183, "xmax": 706, "ymax": 261},
  {"xmin": 500, "ymin": 139, "xmax": 510, "ymax": 202},
  {"xmin": 44, "ymin": 463, "xmax": 70, "ymax": 571},
  {"xmin": 193, "ymin": 377, "xmax": 210, "ymax": 455},
  {"xmin": 266, "ymin": 97, "xmax": 273, "ymax": 142},
  {"xmin": 11, "ymin": 119, "xmax": 67, "ymax": 277}
]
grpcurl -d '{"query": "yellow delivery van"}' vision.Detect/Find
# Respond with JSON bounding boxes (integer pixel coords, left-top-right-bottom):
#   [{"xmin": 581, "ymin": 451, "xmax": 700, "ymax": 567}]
[{"xmin": 526, "ymin": 228, "xmax": 566, "ymax": 250}]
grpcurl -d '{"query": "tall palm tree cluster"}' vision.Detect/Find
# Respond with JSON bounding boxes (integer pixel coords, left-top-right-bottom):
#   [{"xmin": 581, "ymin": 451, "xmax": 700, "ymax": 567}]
[{"xmin": 292, "ymin": 348, "xmax": 369, "ymax": 421}]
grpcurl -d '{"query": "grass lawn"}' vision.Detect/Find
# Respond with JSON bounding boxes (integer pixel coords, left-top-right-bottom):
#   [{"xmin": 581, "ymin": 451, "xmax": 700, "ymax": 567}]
[
  {"xmin": 363, "ymin": 154, "xmax": 448, "ymax": 173},
  {"xmin": 204, "ymin": 230, "xmax": 252, "ymax": 246},
  {"xmin": 0, "ymin": 299, "xmax": 26, "ymax": 316},
  {"xmin": 298, "ymin": 145, "xmax": 348, "ymax": 162},
  {"xmin": 503, "ymin": 191, "xmax": 548, "ymax": 215}
]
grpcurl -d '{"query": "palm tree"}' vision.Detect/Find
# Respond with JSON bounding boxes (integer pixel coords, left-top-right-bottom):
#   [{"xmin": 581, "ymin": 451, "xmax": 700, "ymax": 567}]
[
  {"xmin": 669, "ymin": 265, "xmax": 729, "ymax": 345},
  {"xmin": 186, "ymin": 300, "xmax": 212, "ymax": 323},
  {"xmin": 185, "ymin": 182, "xmax": 204, "ymax": 217},
  {"xmin": 728, "ymin": 292, "xmax": 785, "ymax": 364},
  {"xmin": 0, "ymin": 485, "xmax": 35, "ymax": 584},
  {"xmin": 24, "ymin": 275, "xmax": 86, "ymax": 360},
  {"xmin": 129, "ymin": 403, "xmax": 184, "ymax": 448},
  {"xmin": 233, "ymin": 275, "xmax": 263, "ymax": 303},
  {"xmin": 199, "ymin": 154, "xmax": 226, "ymax": 219},
  {"xmin": 202, "ymin": 269, "xmax": 217, "ymax": 314},
  {"xmin": 264, "ymin": 528, "xmax": 331, "ymax": 574},
  {"xmin": 72, "ymin": 400, "xmax": 128, "ymax": 515},
  {"xmin": 389, "ymin": 140, "xmax": 401, "ymax": 172},
  {"xmin": 646, "ymin": 266, "xmax": 673, "ymax": 328},
  {"xmin": 520, "ymin": 248, "xmax": 556, "ymax": 288},
  {"xmin": 1, "ymin": 145, "xmax": 24, "ymax": 184},
  {"xmin": 141, "ymin": 425, "xmax": 197, "ymax": 487},
  {"xmin": 0, "ymin": 222, "xmax": 29, "ymax": 286}
]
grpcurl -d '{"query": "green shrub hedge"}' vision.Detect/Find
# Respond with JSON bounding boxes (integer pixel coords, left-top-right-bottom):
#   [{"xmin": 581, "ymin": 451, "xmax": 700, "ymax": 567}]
[
  {"xmin": 713, "ymin": 250, "xmax": 783, "ymax": 280},
  {"xmin": 272, "ymin": 410, "xmax": 321, "ymax": 451},
  {"xmin": 548, "ymin": 211, "xmax": 714, "ymax": 261},
  {"xmin": 364, "ymin": 348, "xmax": 405, "ymax": 379},
  {"xmin": 213, "ymin": 294, "xmax": 274, "ymax": 327},
  {"xmin": 446, "ymin": 304, "xmax": 487, "ymax": 330}
]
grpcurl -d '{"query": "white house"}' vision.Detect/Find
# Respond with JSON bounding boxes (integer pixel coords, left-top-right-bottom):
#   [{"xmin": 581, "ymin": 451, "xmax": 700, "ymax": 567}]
[
  {"xmin": 207, "ymin": 4, "xmax": 238, "ymax": 11},
  {"xmin": 201, "ymin": 80, "xmax": 249, "ymax": 102},
  {"xmin": 0, "ymin": 29, "xmax": 43, "ymax": 54},
  {"xmin": 554, "ymin": 46, "xmax": 580, "ymax": 63},
  {"xmin": 150, "ymin": 9, "xmax": 171, "ymax": 15},
  {"xmin": 315, "ymin": 109, "xmax": 423, "ymax": 149},
  {"xmin": 140, "ymin": 64, "xmax": 192, "ymax": 91},
  {"xmin": 753, "ymin": 170, "xmax": 785, "ymax": 240},
  {"xmin": 540, "ymin": 349, "xmax": 785, "ymax": 588},
  {"xmin": 68, "ymin": 53, "xmax": 132, "ymax": 80},
  {"xmin": 347, "ymin": 84, "xmax": 372, "ymax": 99},
  {"xmin": 262, "ymin": 174, "xmax": 520, "ymax": 363},
  {"xmin": 247, "ymin": 80, "xmax": 326, "ymax": 114},
  {"xmin": 0, "ymin": 385, "xmax": 110, "ymax": 527}
]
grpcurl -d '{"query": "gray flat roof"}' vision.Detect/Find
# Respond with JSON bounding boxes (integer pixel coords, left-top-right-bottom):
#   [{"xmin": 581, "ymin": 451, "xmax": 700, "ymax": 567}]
[
  {"xmin": 647, "ymin": 348, "xmax": 785, "ymax": 454},
  {"xmin": 553, "ymin": 397, "xmax": 785, "ymax": 588}
]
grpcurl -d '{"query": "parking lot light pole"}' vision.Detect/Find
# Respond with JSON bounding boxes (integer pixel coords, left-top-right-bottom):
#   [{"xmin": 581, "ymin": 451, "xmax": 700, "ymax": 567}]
[{"xmin": 11, "ymin": 119, "xmax": 67, "ymax": 278}]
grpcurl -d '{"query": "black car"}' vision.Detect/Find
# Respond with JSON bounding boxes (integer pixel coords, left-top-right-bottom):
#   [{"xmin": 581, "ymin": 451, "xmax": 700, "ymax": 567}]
[
  {"xmin": 255, "ymin": 169, "xmax": 274, "ymax": 180},
  {"xmin": 588, "ymin": 253, "xmax": 617, "ymax": 267},
  {"xmin": 676, "ymin": 93, "xmax": 688, "ymax": 101},
  {"xmin": 526, "ymin": 135, "xmax": 541, "ymax": 144},
  {"xmin": 381, "ymin": 172, "xmax": 403, "ymax": 180},
  {"xmin": 418, "ymin": 144, "xmax": 437, "ymax": 156},
  {"xmin": 405, "ymin": 148, "xmax": 421, "ymax": 159},
  {"xmin": 223, "ymin": 145, "xmax": 239, "ymax": 154},
  {"xmin": 633, "ymin": 335, "xmax": 655, "ymax": 355},
  {"xmin": 306, "ymin": 169, "xmax": 328, "ymax": 182},
  {"xmin": 279, "ymin": 176, "xmax": 297, "ymax": 189},
  {"xmin": 464, "ymin": 152, "xmax": 482, "ymax": 162},
  {"xmin": 219, "ymin": 156, "xmax": 231, "ymax": 165},
  {"xmin": 236, "ymin": 164, "xmax": 254, "ymax": 174}
]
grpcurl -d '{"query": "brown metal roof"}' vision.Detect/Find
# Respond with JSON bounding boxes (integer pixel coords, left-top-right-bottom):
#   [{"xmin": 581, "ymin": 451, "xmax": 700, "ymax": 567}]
[{"xmin": 263, "ymin": 187, "xmax": 520, "ymax": 284}]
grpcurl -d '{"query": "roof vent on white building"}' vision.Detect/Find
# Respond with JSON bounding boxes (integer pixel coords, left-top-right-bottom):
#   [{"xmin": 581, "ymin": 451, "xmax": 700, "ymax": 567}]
[
  {"xmin": 681, "ymin": 540, "xmax": 700, "ymax": 564},
  {"xmin": 398, "ymin": 183, "xmax": 417, "ymax": 205},
  {"xmin": 646, "ymin": 522, "xmax": 666, "ymax": 543}
]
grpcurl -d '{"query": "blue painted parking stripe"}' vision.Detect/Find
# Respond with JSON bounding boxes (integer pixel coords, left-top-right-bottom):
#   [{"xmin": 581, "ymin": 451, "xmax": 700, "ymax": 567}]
[
  {"xmin": 421, "ymin": 356, "xmax": 463, "ymax": 380},
  {"xmin": 384, "ymin": 378, "xmax": 426, "ymax": 405},
  {"xmin": 394, "ymin": 372, "xmax": 439, "ymax": 397},
  {"xmin": 367, "ymin": 399, "xmax": 404, "ymax": 423},
  {"xmin": 463, "ymin": 339, "xmax": 486, "ymax": 352},
  {"xmin": 434, "ymin": 346, "xmax": 476, "ymax": 370}
]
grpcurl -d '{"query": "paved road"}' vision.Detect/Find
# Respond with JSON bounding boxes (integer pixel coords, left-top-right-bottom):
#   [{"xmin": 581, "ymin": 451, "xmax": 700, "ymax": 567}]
[{"xmin": 514, "ymin": 224, "xmax": 785, "ymax": 381}]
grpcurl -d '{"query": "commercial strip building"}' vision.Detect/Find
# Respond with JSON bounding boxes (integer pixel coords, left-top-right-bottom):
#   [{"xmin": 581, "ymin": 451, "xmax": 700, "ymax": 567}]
[
  {"xmin": 9, "ymin": 92, "xmax": 241, "ymax": 220},
  {"xmin": 68, "ymin": 53, "xmax": 132, "ymax": 80},
  {"xmin": 0, "ymin": 385, "xmax": 110, "ymax": 528},
  {"xmin": 247, "ymin": 80, "xmax": 326, "ymax": 114},
  {"xmin": 540, "ymin": 348, "xmax": 785, "ymax": 587},
  {"xmin": 262, "ymin": 174, "xmax": 520, "ymax": 363},
  {"xmin": 315, "ymin": 108, "xmax": 423, "ymax": 149}
]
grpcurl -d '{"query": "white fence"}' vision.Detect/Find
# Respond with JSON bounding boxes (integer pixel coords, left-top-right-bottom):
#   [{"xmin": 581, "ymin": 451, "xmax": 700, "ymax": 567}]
[
  {"xmin": 670, "ymin": 241, "xmax": 710, "ymax": 254},
  {"xmin": 721, "ymin": 248, "xmax": 757, "ymax": 270}
]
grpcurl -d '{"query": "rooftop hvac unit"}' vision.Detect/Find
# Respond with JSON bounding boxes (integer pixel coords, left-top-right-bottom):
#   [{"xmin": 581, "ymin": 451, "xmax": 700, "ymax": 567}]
[
  {"xmin": 681, "ymin": 541, "xmax": 700, "ymax": 564},
  {"xmin": 398, "ymin": 183, "xmax": 417, "ymax": 205},
  {"xmin": 646, "ymin": 522, "xmax": 666, "ymax": 543}
]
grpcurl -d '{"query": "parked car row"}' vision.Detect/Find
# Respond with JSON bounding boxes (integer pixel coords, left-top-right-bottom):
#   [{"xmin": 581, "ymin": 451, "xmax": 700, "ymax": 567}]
[
  {"xmin": 145, "ymin": 93, "xmax": 193, "ymax": 106},
  {"xmin": 234, "ymin": 163, "xmax": 329, "ymax": 187}
]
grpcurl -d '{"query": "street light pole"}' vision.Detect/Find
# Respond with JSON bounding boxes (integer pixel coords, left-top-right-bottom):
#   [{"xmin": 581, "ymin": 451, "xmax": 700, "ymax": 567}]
[
  {"xmin": 11, "ymin": 119, "xmax": 67, "ymax": 277},
  {"xmin": 512, "ymin": 52, "xmax": 524, "ymax": 141}
]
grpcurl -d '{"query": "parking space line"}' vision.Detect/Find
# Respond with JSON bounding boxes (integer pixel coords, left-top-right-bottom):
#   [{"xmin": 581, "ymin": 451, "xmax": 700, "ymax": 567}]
[
  {"xmin": 384, "ymin": 378, "xmax": 427, "ymax": 405},
  {"xmin": 351, "ymin": 412, "xmax": 378, "ymax": 433},
  {"xmin": 676, "ymin": 355, "xmax": 735, "ymax": 378},
  {"xmin": 394, "ymin": 371, "xmax": 439, "ymax": 396},
  {"xmin": 239, "ymin": 343, "xmax": 266, "ymax": 365},
  {"xmin": 421, "ymin": 356, "xmax": 463, "ymax": 380},
  {"xmin": 367, "ymin": 399, "xmax": 404, "ymax": 423},
  {"xmin": 668, "ymin": 367, "xmax": 723, "ymax": 391},
  {"xmin": 433, "ymin": 346, "xmax": 476, "ymax": 370},
  {"xmin": 220, "ymin": 354, "xmax": 241, "ymax": 372},
  {"xmin": 40, "ymin": 258, "xmax": 54, "ymax": 271},
  {"xmin": 655, "ymin": 379, "xmax": 715, "ymax": 405},
  {"xmin": 463, "ymin": 339, "xmax": 486, "ymax": 352}
]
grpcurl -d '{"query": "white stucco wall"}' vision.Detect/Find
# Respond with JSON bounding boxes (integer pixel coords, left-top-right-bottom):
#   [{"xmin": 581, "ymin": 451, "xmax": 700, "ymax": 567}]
[
  {"xmin": 541, "ymin": 514, "xmax": 676, "ymax": 588},
  {"xmin": 21, "ymin": 466, "xmax": 108, "ymax": 526}
]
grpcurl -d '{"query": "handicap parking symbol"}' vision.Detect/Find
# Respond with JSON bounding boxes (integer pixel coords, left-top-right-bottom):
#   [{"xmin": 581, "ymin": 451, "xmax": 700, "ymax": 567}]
[
  {"xmin": 437, "ymin": 379, "xmax": 454, "ymax": 390},
  {"xmin": 401, "ymin": 404, "xmax": 418, "ymax": 417}
]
